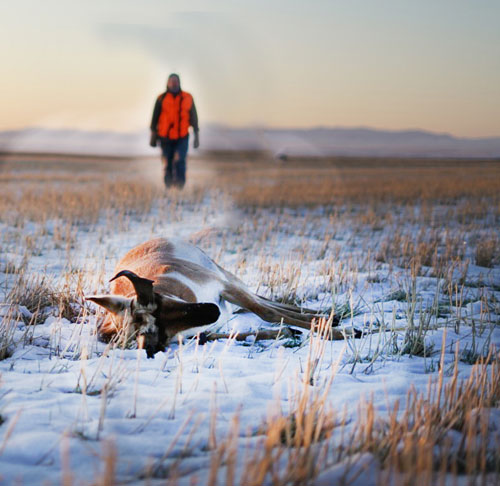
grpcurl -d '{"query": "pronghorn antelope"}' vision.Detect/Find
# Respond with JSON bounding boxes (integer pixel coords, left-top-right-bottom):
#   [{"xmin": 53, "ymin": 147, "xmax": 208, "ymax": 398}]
[{"xmin": 87, "ymin": 237, "xmax": 344, "ymax": 357}]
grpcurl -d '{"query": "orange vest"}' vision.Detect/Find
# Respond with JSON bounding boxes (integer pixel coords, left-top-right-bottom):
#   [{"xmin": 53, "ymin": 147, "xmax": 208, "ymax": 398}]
[{"xmin": 157, "ymin": 91, "xmax": 193, "ymax": 139}]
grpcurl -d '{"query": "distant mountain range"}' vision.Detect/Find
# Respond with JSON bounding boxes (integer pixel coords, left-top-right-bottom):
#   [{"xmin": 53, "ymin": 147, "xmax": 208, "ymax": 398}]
[{"xmin": 0, "ymin": 126, "xmax": 499, "ymax": 158}]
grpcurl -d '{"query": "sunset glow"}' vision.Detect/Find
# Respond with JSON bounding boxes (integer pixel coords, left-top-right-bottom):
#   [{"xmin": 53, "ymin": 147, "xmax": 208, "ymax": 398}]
[{"xmin": 1, "ymin": 0, "xmax": 499, "ymax": 137}]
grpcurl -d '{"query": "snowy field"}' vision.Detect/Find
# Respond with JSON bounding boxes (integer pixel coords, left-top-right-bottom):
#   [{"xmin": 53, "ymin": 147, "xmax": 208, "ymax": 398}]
[{"xmin": 0, "ymin": 155, "xmax": 499, "ymax": 485}]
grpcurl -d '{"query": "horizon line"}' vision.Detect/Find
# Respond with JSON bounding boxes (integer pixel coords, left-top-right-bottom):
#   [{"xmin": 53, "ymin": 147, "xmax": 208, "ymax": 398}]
[{"xmin": 2, "ymin": 124, "xmax": 500, "ymax": 141}]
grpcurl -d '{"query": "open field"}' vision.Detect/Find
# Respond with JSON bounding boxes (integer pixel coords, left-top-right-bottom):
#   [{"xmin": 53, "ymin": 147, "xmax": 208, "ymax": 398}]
[{"xmin": 0, "ymin": 155, "xmax": 499, "ymax": 485}]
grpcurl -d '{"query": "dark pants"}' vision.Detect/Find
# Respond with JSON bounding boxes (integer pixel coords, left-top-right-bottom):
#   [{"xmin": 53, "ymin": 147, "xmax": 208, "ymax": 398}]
[{"xmin": 159, "ymin": 135, "xmax": 189, "ymax": 188}]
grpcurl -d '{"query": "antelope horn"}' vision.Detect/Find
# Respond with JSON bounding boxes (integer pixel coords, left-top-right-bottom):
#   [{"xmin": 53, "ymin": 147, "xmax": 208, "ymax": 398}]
[{"xmin": 110, "ymin": 270, "xmax": 155, "ymax": 307}]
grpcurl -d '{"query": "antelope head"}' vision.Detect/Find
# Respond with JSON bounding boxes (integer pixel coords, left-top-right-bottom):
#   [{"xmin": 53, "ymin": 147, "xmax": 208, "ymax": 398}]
[{"xmin": 87, "ymin": 270, "xmax": 220, "ymax": 358}]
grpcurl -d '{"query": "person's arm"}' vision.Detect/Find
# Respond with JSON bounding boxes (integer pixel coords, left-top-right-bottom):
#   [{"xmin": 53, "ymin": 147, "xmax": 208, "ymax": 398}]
[
  {"xmin": 150, "ymin": 96, "xmax": 163, "ymax": 132},
  {"xmin": 189, "ymin": 101, "xmax": 199, "ymax": 133},
  {"xmin": 149, "ymin": 95, "xmax": 163, "ymax": 147},
  {"xmin": 190, "ymin": 101, "xmax": 200, "ymax": 148}
]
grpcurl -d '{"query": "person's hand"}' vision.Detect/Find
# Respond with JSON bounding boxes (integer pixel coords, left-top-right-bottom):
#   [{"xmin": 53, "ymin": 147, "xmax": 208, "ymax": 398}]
[
  {"xmin": 149, "ymin": 131, "xmax": 158, "ymax": 147},
  {"xmin": 193, "ymin": 132, "xmax": 200, "ymax": 149}
]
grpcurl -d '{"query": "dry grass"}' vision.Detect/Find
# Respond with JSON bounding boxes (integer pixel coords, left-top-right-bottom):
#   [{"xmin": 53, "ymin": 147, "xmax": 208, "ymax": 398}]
[
  {"xmin": 222, "ymin": 159, "xmax": 500, "ymax": 209},
  {"xmin": 6, "ymin": 271, "xmax": 84, "ymax": 324},
  {"xmin": 375, "ymin": 230, "xmax": 468, "ymax": 274},
  {"xmin": 475, "ymin": 236, "xmax": 500, "ymax": 268},
  {"xmin": 134, "ymin": 335, "xmax": 500, "ymax": 486},
  {"xmin": 0, "ymin": 179, "xmax": 157, "ymax": 226},
  {"xmin": 0, "ymin": 157, "xmax": 211, "ymax": 228},
  {"xmin": 348, "ymin": 343, "xmax": 500, "ymax": 483},
  {"xmin": 0, "ymin": 154, "xmax": 499, "ymax": 485}
]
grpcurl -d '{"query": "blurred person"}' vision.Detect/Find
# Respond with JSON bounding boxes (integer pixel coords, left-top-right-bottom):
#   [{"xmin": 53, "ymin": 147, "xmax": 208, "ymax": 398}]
[{"xmin": 150, "ymin": 74, "xmax": 199, "ymax": 188}]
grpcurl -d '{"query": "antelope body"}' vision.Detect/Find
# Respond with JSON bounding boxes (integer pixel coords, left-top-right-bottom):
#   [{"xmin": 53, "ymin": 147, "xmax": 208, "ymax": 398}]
[{"xmin": 88, "ymin": 237, "xmax": 342, "ymax": 357}]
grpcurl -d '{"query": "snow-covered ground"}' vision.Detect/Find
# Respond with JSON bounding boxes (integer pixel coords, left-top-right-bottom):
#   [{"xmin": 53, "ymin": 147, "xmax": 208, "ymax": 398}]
[{"xmin": 0, "ymin": 159, "xmax": 499, "ymax": 485}]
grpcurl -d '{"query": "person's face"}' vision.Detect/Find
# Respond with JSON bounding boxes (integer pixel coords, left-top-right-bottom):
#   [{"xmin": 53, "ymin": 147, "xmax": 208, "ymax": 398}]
[{"xmin": 168, "ymin": 76, "xmax": 180, "ymax": 92}]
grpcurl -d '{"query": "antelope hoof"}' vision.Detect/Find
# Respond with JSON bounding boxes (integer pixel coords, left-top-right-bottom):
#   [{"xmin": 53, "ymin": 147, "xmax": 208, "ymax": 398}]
[
  {"xmin": 145, "ymin": 345, "xmax": 156, "ymax": 359},
  {"xmin": 198, "ymin": 332, "xmax": 208, "ymax": 345}
]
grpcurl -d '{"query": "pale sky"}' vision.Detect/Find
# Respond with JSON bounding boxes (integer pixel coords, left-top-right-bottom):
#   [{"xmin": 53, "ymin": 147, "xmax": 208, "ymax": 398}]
[{"xmin": 1, "ymin": 0, "xmax": 499, "ymax": 137}]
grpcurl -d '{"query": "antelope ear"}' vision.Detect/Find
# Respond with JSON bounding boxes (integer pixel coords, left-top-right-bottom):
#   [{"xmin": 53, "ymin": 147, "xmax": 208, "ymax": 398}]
[
  {"xmin": 86, "ymin": 295, "xmax": 132, "ymax": 315},
  {"xmin": 167, "ymin": 302, "xmax": 221, "ymax": 326}
]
